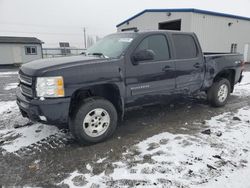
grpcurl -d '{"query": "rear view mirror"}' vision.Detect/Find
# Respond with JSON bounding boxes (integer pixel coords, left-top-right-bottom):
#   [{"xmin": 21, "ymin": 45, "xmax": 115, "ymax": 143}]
[{"xmin": 132, "ymin": 49, "xmax": 155, "ymax": 65}]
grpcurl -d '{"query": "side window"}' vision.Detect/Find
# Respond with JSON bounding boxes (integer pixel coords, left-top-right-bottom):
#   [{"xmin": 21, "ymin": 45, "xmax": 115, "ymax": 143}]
[
  {"xmin": 25, "ymin": 46, "xmax": 37, "ymax": 55},
  {"xmin": 172, "ymin": 34, "xmax": 198, "ymax": 59},
  {"xmin": 136, "ymin": 35, "xmax": 170, "ymax": 61}
]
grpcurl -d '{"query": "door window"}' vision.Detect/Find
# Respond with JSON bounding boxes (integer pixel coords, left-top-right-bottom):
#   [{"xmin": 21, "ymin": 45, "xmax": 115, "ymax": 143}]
[
  {"xmin": 135, "ymin": 35, "xmax": 170, "ymax": 61},
  {"xmin": 172, "ymin": 34, "xmax": 198, "ymax": 59}
]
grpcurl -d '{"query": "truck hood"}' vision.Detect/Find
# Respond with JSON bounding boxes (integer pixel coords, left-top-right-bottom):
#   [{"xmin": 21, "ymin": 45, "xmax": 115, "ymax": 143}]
[{"xmin": 20, "ymin": 55, "xmax": 106, "ymax": 76}]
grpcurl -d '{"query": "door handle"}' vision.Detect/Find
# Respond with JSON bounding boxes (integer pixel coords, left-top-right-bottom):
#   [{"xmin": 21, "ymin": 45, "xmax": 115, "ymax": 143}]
[
  {"xmin": 193, "ymin": 63, "xmax": 201, "ymax": 68},
  {"xmin": 162, "ymin": 66, "xmax": 174, "ymax": 71}
]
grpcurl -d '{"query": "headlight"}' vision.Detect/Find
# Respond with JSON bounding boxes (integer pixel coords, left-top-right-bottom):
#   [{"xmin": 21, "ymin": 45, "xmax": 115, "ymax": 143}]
[{"xmin": 36, "ymin": 76, "xmax": 65, "ymax": 98}]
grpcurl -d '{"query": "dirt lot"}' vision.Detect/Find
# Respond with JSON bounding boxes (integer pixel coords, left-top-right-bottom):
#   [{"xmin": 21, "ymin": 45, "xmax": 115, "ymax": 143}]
[{"xmin": 0, "ymin": 65, "xmax": 250, "ymax": 187}]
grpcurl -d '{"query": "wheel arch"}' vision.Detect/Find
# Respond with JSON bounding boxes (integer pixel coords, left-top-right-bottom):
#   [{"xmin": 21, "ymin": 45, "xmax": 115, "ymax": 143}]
[
  {"xmin": 213, "ymin": 69, "xmax": 235, "ymax": 92},
  {"xmin": 69, "ymin": 83, "xmax": 124, "ymax": 120}
]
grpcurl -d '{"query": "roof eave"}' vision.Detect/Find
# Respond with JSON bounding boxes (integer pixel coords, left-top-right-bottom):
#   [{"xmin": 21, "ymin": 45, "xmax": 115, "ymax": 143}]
[{"xmin": 0, "ymin": 42, "xmax": 43, "ymax": 45}]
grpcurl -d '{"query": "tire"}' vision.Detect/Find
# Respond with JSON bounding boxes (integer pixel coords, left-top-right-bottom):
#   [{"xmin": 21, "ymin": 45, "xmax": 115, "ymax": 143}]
[
  {"xmin": 69, "ymin": 97, "xmax": 118, "ymax": 145},
  {"xmin": 207, "ymin": 78, "xmax": 231, "ymax": 107}
]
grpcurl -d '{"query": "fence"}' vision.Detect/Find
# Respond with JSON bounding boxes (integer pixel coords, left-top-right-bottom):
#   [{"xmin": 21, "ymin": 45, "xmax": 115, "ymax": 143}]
[{"xmin": 42, "ymin": 48, "xmax": 86, "ymax": 58}]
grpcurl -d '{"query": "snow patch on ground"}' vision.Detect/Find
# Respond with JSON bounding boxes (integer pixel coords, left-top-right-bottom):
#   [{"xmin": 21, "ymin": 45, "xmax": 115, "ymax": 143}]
[
  {"xmin": 60, "ymin": 107, "xmax": 250, "ymax": 187},
  {"xmin": 0, "ymin": 101, "xmax": 30, "ymax": 131},
  {"xmin": 96, "ymin": 157, "xmax": 107, "ymax": 163},
  {"xmin": 0, "ymin": 123, "xmax": 62, "ymax": 153},
  {"xmin": 0, "ymin": 101, "xmax": 16, "ymax": 115},
  {"xmin": 4, "ymin": 83, "xmax": 18, "ymax": 90},
  {"xmin": 198, "ymin": 161, "xmax": 250, "ymax": 188},
  {"xmin": 0, "ymin": 101, "xmax": 63, "ymax": 153},
  {"xmin": 233, "ymin": 72, "xmax": 250, "ymax": 97},
  {"xmin": 0, "ymin": 71, "xmax": 18, "ymax": 77}
]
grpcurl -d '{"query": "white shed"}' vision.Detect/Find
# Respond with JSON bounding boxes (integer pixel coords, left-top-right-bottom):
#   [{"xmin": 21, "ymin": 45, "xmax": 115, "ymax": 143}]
[
  {"xmin": 117, "ymin": 9, "xmax": 250, "ymax": 62},
  {"xmin": 0, "ymin": 36, "xmax": 43, "ymax": 65}
]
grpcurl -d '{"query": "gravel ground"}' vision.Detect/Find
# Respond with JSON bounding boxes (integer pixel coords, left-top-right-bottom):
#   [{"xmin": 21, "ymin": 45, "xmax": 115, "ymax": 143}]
[{"xmin": 0, "ymin": 64, "xmax": 249, "ymax": 187}]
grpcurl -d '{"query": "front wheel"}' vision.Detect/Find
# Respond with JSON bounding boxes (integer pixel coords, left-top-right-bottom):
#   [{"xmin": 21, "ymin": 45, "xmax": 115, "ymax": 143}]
[
  {"xmin": 207, "ymin": 78, "xmax": 231, "ymax": 107},
  {"xmin": 69, "ymin": 97, "xmax": 118, "ymax": 145}
]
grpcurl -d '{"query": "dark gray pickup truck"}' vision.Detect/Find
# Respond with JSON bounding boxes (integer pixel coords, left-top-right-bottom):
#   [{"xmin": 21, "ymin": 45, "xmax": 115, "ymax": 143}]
[{"xmin": 16, "ymin": 31, "xmax": 244, "ymax": 144}]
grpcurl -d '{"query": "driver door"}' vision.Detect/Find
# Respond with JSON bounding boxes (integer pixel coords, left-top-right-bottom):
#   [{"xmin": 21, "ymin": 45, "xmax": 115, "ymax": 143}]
[{"xmin": 125, "ymin": 34, "xmax": 176, "ymax": 106}]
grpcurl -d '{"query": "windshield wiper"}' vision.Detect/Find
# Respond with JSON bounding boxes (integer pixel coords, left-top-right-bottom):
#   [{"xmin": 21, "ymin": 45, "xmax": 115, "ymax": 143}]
[{"xmin": 87, "ymin": 52, "xmax": 109, "ymax": 58}]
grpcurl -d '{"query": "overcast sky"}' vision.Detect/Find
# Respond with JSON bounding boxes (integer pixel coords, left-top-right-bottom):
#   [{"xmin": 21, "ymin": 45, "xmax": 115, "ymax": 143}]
[{"xmin": 0, "ymin": 0, "xmax": 249, "ymax": 48}]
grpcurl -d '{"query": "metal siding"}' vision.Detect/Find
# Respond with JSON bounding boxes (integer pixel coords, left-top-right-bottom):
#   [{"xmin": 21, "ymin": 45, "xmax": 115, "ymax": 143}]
[
  {"xmin": 190, "ymin": 12, "xmax": 250, "ymax": 57},
  {"xmin": 0, "ymin": 43, "xmax": 42, "ymax": 65},
  {"xmin": 12, "ymin": 46, "xmax": 22, "ymax": 64},
  {"xmin": 0, "ymin": 44, "xmax": 14, "ymax": 65},
  {"xmin": 117, "ymin": 12, "xmax": 192, "ymax": 32}
]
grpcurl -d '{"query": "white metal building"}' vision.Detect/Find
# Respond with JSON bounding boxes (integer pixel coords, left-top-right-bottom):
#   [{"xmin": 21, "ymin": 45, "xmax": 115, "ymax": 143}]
[
  {"xmin": 0, "ymin": 36, "xmax": 43, "ymax": 65},
  {"xmin": 117, "ymin": 9, "xmax": 250, "ymax": 62}
]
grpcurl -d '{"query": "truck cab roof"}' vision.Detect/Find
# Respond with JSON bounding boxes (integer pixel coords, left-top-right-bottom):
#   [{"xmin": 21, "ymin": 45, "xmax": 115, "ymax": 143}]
[{"xmin": 119, "ymin": 30, "xmax": 196, "ymax": 36}]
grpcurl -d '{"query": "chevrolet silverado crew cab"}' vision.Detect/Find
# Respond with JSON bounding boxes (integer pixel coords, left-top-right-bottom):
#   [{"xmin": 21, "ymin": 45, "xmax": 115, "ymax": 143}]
[{"xmin": 16, "ymin": 31, "xmax": 244, "ymax": 144}]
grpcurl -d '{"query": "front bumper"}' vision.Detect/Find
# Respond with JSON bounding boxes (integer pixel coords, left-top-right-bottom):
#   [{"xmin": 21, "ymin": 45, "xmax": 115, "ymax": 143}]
[{"xmin": 16, "ymin": 87, "xmax": 71, "ymax": 125}]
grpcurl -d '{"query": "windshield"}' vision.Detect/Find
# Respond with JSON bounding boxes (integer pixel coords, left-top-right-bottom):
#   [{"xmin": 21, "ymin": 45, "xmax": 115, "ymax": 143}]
[{"xmin": 86, "ymin": 33, "xmax": 138, "ymax": 58}]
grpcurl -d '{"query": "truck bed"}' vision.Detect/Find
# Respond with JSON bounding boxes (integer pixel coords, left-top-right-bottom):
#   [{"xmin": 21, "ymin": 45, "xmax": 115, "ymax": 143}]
[{"xmin": 202, "ymin": 52, "xmax": 243, "ymax": 90}]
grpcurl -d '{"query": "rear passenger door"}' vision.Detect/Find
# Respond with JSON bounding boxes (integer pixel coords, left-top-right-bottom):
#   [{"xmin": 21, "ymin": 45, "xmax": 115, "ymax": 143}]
[
  {"xmin": 171, "ymin": 34, "xmax": 204, "ymax": 93},
  {"xmin": 125, "ymin": 34, "xmax": 176, "ymax": 106}
]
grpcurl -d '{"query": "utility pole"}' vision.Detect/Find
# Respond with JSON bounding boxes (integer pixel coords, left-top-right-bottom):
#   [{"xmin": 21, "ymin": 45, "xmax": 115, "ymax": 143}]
[{"xmin": 83, "ymin": 27, "xmax": 87, "ymax": 49}]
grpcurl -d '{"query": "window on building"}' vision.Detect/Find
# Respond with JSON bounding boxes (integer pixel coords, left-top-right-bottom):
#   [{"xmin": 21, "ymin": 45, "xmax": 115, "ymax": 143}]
[
  {"xmin": 172, "ymin": 34, "xmax": 198, "ymax": 59},
  {"xmin": 159, "ymin": 19, "xmax": 181, "ymax": 31},
  {"xmin": 231, "ymin": 43, "xmax": 238, "ymax": 53},
  {"xmin": 135, "ymin": 34, "xmax": 170, "ymax": 61},
  {"xmin": 25, "ymin": 46, "xmax": 37, "ymax": 55}
]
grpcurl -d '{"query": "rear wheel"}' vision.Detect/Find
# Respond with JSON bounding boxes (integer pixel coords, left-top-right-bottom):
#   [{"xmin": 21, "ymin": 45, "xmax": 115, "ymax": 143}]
[
  {"xmin": 69, "ymin": 97, "xmax": 118, "ymax": 145},
  {"xmin": 207, "ymin": 78, "xmax": 231, "ymax": 107}
]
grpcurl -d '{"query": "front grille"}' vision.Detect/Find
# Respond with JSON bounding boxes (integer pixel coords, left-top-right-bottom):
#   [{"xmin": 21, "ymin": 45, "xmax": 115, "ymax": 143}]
[
  {"xmin": 19, "ymin": 72, "xmax": 34, "ymax": 98},
  {"xmin": 20, "ymin": 84, "xmax": 33, "ymax": 97},
  {"xmin": 19, "ymin": 74, "xmax": 32, "ymax": 86}
]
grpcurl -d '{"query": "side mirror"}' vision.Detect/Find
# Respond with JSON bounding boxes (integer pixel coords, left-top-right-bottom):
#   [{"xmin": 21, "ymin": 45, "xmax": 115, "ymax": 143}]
[{"xmin": 132, "ymin": 49, "xmax": 155, "ymax": 65}]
